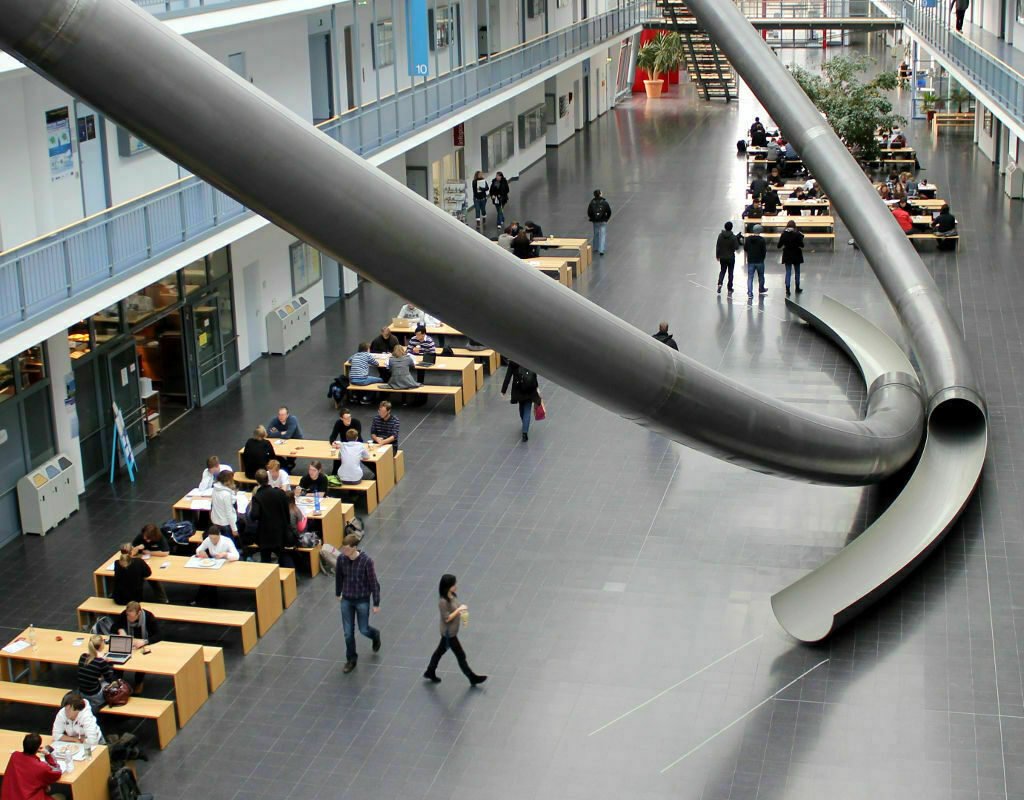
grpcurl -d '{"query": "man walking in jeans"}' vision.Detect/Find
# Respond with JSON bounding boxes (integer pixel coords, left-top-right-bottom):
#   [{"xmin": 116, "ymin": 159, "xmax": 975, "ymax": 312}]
[
  {"xmin": 587, "ymin": 189, "xmax": 613, "ymax": 256},
  {"xmin": 336, "ymin": 533, "xmax": 382, "ymax": 674},
  {"xmin": 744, "ymin": 224, "xmax": 768, "ymax": 299}
]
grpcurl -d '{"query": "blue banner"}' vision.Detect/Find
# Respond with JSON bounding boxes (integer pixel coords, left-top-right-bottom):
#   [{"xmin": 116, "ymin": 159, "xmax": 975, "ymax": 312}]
[{"xmin": 406, "ymin": 0, "xmax": 429, "ymax": 78}]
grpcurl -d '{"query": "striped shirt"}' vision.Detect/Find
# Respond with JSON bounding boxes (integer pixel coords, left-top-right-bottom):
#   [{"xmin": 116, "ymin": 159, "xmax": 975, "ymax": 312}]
[
  {"xmin": 409, "ymin": 334, "xmax": 435, "ymax": 354},
  {"xmin": 370, "ymin": 413, "xmax": 400, "ymax": 448},
  {"xmin": 77, "ymin": 654, "xmax": 115, "ymax": 696},
  {"xmin": 349, "ymin": 351, "xmax": 378, "ymax": 383}
]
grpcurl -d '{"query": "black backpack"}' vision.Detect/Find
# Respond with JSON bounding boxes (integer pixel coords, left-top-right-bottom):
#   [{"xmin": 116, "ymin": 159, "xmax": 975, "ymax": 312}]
[
  {"xmin": 736, "ymin": 139, "xmax": 747, "ymax": 154},
  {"xmin": 518, "ymin": 367, "xmax": 539, "ymax": 393},
  {"xmin": 109, "ymin": 766, "xmax": 153, "ymax": 800}
]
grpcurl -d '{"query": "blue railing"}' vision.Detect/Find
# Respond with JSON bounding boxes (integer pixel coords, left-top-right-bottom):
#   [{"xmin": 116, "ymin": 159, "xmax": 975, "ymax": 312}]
[
  {"xmin": 0, "ymin": 2, "xmax": 648, "ymax": 338},
  {"xmin": 133, "ymin": 0, "xmax": 260, "ymax": 16},
  {"xmin": 872, "ymin": 0, "xmax": 1024, "ymax": 121}
]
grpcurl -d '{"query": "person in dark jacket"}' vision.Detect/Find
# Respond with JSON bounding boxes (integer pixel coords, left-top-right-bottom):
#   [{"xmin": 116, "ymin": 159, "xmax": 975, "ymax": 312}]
[
  {"xmin": 932, "ymin": 204, "xmax": 958, "ymax": 250},
  {"xmin": 744, "ymin": 224, "xmax": 768, "ymax": 299},
  {"xmin": 511, "ymin": 230, "xmax": 534, "ymax": 260},
  {"xmin": 586, "ymin": 190, "xmax": 612, "ymax": 255},
  {"xmin": 299, "ymin": 461, "xmax": 328, "ymax": 496},
  {"xmin": 249, "ymin": 469, "xmax": 292, "ymax": 566},
  {"xmin": 370, "ymin": 326, "xmax": 400, "ymax": 355},
  {"xmin": 749, "ymin": 172, "xmax": 768, "ymax": 201},
  {"xmin": 489, "ymin": 172, "xmax": 510, "ymax": 231},
  {"xmin": 950, "ymin": 0, "xmax": 969, "ymax": 32},
  {"xmin": 762, "ymin": 188, "xmax": 781, "ymax": 216},
  {"xmin": 652, "ymin": 322, "xmax": 679, "ymax": 350},
  {"xmin": 742, "ymin": 198, "xmax": 763, "ymax": 219},
  {"xmin": 777, "ymin": 220, "xmax": 805, "ymax": 296},
  {"xmin": 241, "ymin": 425, "xmax": 275, "ymax": 479},
  {"xmin": 500, "ymin": 361, "xmax": 542, "ymax": 442},
  {"xmin": 471, "ymin": 170, "xmax": 489, "ymax": 228},
  {"xmin": 715, "ymin": 221, "xmax": 743, "ymax": 295},
  {"xmin": 115, "ymin": 601, "xmax": 161, "ymax": 646},
  {"xmin": 112, "ymin": 543, "xmax": 151, "ymax": 605}
]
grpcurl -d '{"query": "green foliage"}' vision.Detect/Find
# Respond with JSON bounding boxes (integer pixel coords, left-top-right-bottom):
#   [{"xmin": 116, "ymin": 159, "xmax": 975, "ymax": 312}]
[
  {"xmin": 790, "ymin": 55, "xmax": 906, "ymax": 163},
  {"xmin": 949, "ymin": 87, "xmax": 972, "ymax": 113},
  {"xmin": 921, "ymin": 92, "xmax": 941, "ymax": 113},
  {"xmin": 636, "ymin": 32, "xmax": 685, "ymax": 83}
]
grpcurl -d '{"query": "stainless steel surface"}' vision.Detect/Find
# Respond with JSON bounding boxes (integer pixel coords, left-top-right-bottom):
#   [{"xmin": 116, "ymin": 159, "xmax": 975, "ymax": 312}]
[{"xmin": 0, "ymin": 0, "xmax": 927, "ymax": 485}]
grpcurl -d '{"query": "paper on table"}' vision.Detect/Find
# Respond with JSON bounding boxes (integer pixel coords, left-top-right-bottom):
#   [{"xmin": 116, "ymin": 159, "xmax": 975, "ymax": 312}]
[
  {"xmin": 236, "ymin": 494, "xmax": 250, "ymax": 515},
  {"xmin": 185, "ymin": 556, "xmax": 226, "ymax": 570},
  {"xmin": 186, "ymin": 488, "xmax": 213, "ymax": 498},
  {"xmin": 2, "ymin": 639, "xmax": 30, "ymax": 654},
  {"xmin": 190, "ymin": 498, "xmax": 212, "ymax": 511}
]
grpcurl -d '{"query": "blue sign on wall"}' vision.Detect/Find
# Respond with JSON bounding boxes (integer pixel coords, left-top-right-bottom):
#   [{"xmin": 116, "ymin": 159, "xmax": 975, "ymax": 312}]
[{"xmin": 407, "ymin": 0, "xmax": 429, "ymax": 77}]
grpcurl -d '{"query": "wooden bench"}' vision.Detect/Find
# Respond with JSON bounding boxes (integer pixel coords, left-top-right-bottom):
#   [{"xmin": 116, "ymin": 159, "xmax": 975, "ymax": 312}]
[
  {"xmin": 203, "ymin": 646, "xmax": 225, "ymax": 692},
  {"xmin": 908, "ymin": 232, "xmax": 960, "ymax": 250},
  {"xmin": 395, "ymin": 449, "xmax": 405, "ymax": 482},
  {"xmin": 759, "ymin": 232, "xmax": 836, "ymax": 250},
  {"xmin": 280, "ymin": 568, "xmax": 297, "ymax": 608},
  {"xmin": 328, "ymin": 479, "xmax": 378, "ymax": 513},
  {"xmin": 76, "ymin": 597, "xmax": 258, "ymax": 656},
  {"xmin": 933, "ymin": 112, "xmax": 974, "ymax": 130},
  {"xmin": 0, "ymin": 679, "xmax": 178, "ymax": 750},
  {"xmin": 451, "ymin": 347, "xmax": 499, "ymax": 374},
  {"xmin": 346, "ymin": 383, "xmax": 464, "ymax": 414}
]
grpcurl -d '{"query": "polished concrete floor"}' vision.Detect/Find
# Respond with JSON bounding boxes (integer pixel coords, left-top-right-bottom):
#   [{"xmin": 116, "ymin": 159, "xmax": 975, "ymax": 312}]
[{"xmin": 1, "ymin": 41, "xmax": 1023, "ymax": 800}]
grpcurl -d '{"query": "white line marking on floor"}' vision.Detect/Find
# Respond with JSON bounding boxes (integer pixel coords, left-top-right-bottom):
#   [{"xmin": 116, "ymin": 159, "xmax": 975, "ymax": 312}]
[
  {"xmin": 588, "ymin": 635, "xmax": 764, "ymax": 737},
  {"xmin": 659, "ymin": 658, "xmax": 829, "ymax": 774}
]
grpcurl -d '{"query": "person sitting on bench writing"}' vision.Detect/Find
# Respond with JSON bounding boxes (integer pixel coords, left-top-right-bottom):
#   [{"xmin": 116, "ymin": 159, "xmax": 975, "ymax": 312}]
[
  {"xmin": 338, "ymin": 429, "xmax": 375, "ymax": 485},
  {"xmin": 932, "ymin": 204, "xmax": 958, "ymax": 250},
  {"xmin": 2, "ymin": 733, "xmax": 63, "ymax": 800},
  {"xmin": 370, "ymin": 327, "xmax": 400, "ymax": 355},
  {"xmin": 299, "ymin": 461, "xmax": 328, "ymax": 497},
  {"xmin": 242, "ymin": 425, "xmax": 275, "ymax": 479},
  {"xmin": 742, "ymin": 198, "xmax": 764, "ymax": 219},
  {"xmin": 52, "ymin": 692, "xmax": 103, "ymax": 746},
  {"xmin": 370, "ymin": 401, "xmax": 400, "ymax": 450},
  {"xmin": 381, "ymin": 345, "xmax": 420, "ymax": 391}
]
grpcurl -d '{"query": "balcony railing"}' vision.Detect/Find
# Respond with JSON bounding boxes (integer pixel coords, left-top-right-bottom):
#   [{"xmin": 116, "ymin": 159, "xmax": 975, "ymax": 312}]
[
  {"xmin": 872, "ymin": 0, "xmax": 1024, "ymax": 122},
  {"xmin": 133, "ymin": 0, "xmax": 262, "ymax": 16},
  {"xmin": 0, "ymin": 1, "xmax": 649, "ymax": 338}
]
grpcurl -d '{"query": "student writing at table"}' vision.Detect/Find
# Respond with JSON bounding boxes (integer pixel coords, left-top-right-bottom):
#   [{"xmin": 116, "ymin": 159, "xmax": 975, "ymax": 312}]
[
  {"xmin": 52, "ymin": 692, "xmax": 103, "ymax": 746},
  {"xmin": 370, "ymin": 326, "xmax": 400, "ymax": 355},
  {"xmin": 115, "ymin": 600, "xmax": 161, "ymax": 649},
  {"xmin": 266, "ymin": 459, "xmax": 290, "ymax": 489},
  {"xmin": 299, "ymin": 461, "xmax": 328, "ymax": 496},
  {"xmin": 198, "ymin": 455, "xmax": 232, "ymax": 491},
  {"xmin": 370, "ymin": 401, "xmax": 400, "ymax": 450},
  {"xmin": 192, "ymin": 527, "xmax": 239, "ymax": 607},
  {"xmin": 1, "ymin": 733, "xmax": 64, "ymax": 800},
  {"xmin": 130, "ymin": 525, "xmax": 170, "ymax": 605},
  {"xmin": 113, "ymin": 543, "xmax": 155, "ymax": 605},
  {"xmin": 339, "ymin": 429, "xmax": 375, "ymax": 484},
  {"xmin": 329, "ymin": 409, "xmax": 362, "ymax": 474}
]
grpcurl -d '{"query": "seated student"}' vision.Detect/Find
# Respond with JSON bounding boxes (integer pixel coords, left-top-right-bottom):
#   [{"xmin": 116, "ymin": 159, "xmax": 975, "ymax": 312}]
[
  {"xmin": 511, "ymin": 230, "xmax": 534, "ymax": 259},
  {"xmin": 497, "ymin": 223, "xmax": 520, "ymax": 251},
  {"xmin": 338, "ymin": 429, "xmax": 375, "ymax": 484},
  {"xmin": 524, "ymin": 220, "xmax": 544, "ymax": 240},
  {"xmin": 77, "ymin": 635, "xmax": 114, "ymax": 712},
  {"xmin": 891, "ymin": 204, "xmax": 914, "ymax": 235},
  {"xmin": 242, "ymin": 425, "xmax": 275, "ymax": 479},
  {"xmin": 750, "ymin": 118, "xmax": 768, "ymax": 147},
  {"xmin": 286, "ymin": 490, "xmax": 306, "ymax": 542},
  {"xmin": 370, "ymin": 326, "xmax": 400, "ymax": 354},
  {"xmin": 408, "ymin": 325, "xmax": 435, "ymax": 356},
  {"xmin": 742, "ymin": 198, "xmax": 764, "ymax": 219},
  {"xmin": 192, "ymin": 527, "xmax": 239, "ymax": 607},
  {"xmin": 784, "ymin": 141, "xmax": 799, "ymax": 160},
  {"xmin": 762, "ymin": 189, "xmax": 781, "ymax": 216},
  {"xmin": 198, "ymin": 455, "xmax": 232, "ymax": 491},
  {"xmin": 768, "ymin": 167, "xmax": 785, "ymax": 187},
  {"xmin": 266, "ymin": 459, "xmax": 290, "ymax": 490},
  {"xmin": 52, "ymin": 692, "xmax": 103, "ymax": 746},
  {"xmin": 932, "ymin": 204, "xmax": 958, "ymax": 250},
  {"xmin": 891, "ymin": 131, "xmax": 907, "ymax": 148},
  {"xmin": 131, "ymin": 523, "xmax": 169, "ymax": 559},
  {"xmin": 370, "ymin": 400, "xmax": 400, "ymax": 450},
  {"xmin": 765, "ymin": 138, "xmax": 781, "ymax": 165},
  {"xmin": 749, "ymin": 172, "xmax": 769, "ymax": 201},
  {"xmin": 901, "ymin": 171, "xmax": 919, "ymax": 197},
  {"xmin": 885, "ymin": 170, "xmax": 900, "ymax": 191},
  {"xmin": 348, "ymin": 342, "xmax": 382, "ymax": 404},
  {"xmin": 329, "ymin": 409, "xmax": 362, "ymax": 475},
  {"xmin": 381, "ymin": 345, "xmax": 420, "ymax": 390},
  {"xmin": 3, "ymin": 733, "xmax": 63, "ymax": 800},
  {"xmin": 299, "ymin": 461, "xmax": 328, "ymax": 497},
  {"xmin": 896, "ymin": 196, "xmax": 923, "ymax": 217},
  {"xmin": 877, "ymin": 183, "xmax": 893, "ymax": 202},
  {"xmin": 396, "ymin": 302, "xmax": 425, "ymax": 324},
  {"xmin": 115, "ymin": 601, "xmax": 161, "ymax": 648},
  {"xmin": 267, "ymin": 406, "xmax": 303, "ymax": 441},
  {"xmin": 113, "ymin": 543, "xmax": 151, "ymax": 605}
]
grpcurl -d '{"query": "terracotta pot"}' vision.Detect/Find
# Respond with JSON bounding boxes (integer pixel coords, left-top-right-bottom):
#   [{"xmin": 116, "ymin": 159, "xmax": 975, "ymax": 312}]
[{"xmin": 644, "ymin": 79, "xmax": 664, "ymax": 99}]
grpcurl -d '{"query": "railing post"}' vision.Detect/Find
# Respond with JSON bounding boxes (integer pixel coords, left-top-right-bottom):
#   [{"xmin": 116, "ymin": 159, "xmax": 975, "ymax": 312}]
[
  {"xmin": 62, "ymin": 238, "xmax": 73, "ymax": 298},
  {"xmin": 143, "ymin": 203, "xmax": 153, "ymax": 258},
  {"xmin": 178, "ymin": 185, "xmax": 188, "ymax": 241},
  {"xmin": 16, "ymin": 259, "xmax": 29, "ymax": 321},
  {"xmin": 105, "ymin": 213, "xmax": 116, "ymax": 277}
]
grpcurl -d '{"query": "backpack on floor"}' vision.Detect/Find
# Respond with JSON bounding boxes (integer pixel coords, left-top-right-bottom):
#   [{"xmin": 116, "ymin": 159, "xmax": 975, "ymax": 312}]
[
  {"xmin": 327, "ymin": 377, "xmax": 345, "ymax": 403},
  {"xmin": 297, "ymin": 530, "xmax": 320, "ymax": 549},
  {"xmin": 345, "ymin": 516, "xmax": 365, "ymax": 544},
  {"xmin": 319, "ymin": 543, "xmax": 341, "ymax": 576},
  {"xmin": 108, "ymin": 765, "xmax": 152, "ymax": 800},
  {"xmin": 736, "ymin": 139, "xmax": 747, "ymax": 154}
]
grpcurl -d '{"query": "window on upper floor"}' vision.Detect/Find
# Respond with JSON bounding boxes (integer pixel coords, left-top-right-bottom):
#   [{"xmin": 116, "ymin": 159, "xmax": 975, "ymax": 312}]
[{"xmin": 373, "ymin": 19, "xmax": 395, "ymax": 68}]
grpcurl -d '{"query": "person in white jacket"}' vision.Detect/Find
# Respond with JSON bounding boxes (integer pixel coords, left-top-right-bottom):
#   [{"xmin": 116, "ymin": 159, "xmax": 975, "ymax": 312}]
[
  {"xmin": 210, "ymin": 470, "xmax": 240, "ymax": 540},
  {"xmin": 52, "ymin": 692, "xmax": 103, "ymax": 745},
  {"xmin": 198, "ymin": 455, "xmax": 232, "ymax": 491}
]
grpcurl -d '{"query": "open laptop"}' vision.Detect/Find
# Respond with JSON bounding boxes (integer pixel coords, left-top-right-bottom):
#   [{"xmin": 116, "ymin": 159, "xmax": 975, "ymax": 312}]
[
  {"xmin": 390, "ymin": 316, "xmax": 415, "ymax": 331},
  {"xmin": 105, "ymin": 634, "xmax": 134, "ymax": 665},
  {"xmin": 420, "ymin": 350, "xmax": 437, "ymax": 367}
]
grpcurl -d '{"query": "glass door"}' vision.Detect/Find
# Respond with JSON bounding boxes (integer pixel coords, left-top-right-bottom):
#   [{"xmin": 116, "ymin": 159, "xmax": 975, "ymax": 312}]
[
  {"xmin": 188, "ymin": 297, "xmax": 227, "ymax": 405},
  {"xmin": 106, "ymin": 339, "xmax": 146, "ymax": 453}
]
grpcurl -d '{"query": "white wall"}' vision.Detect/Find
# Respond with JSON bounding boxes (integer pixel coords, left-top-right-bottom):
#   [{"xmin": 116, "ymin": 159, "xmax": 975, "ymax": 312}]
[
  {"xmin": 545, "ymin": 66, "xmax": 580, "ymax": 146},
  {"xmin": 524, "ymin": 1, "xmax": 546, "ymax": 41},
  {"xmin": 105, "ymin": 125, "xmax": 181, "ymax": 206},
  {"xmin": 0, "ymin": 75, "xmax": 40, "ymax": 248},
  {"xmin": 976, "ymin": 99, "xmax": 998, "ymax": 163},
  {"xmin": 230, "ymin": 224, "xmax": 326, "ymax": 369},
  {"xmin": 550, "ymin": 0, "xmax": 575, "ymax": 31}
]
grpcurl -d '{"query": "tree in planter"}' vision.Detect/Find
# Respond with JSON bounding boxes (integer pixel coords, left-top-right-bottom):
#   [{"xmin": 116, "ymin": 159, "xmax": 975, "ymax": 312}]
[
  {"xmin": 949, "ymin": 87, "xmax": 972, "ymax": 113},
  {"xmin": 790, "ymin": 55, "xmax": 906, "ymax": 164},
  {"xmin": 921, "ymin": 92, "xmax": 942, "ymax": 123},
  {"xmin": 636, "ymin": 32, "xmax": 685, "ymax": 99}
]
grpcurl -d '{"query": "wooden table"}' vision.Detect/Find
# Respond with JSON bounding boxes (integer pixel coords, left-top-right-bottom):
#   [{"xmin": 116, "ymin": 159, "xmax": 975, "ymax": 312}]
[
  {"xmin": 782, "ymin": 199, "xmax": 831, "ymax": 214},
  {"xmin": 264, "ymin": 440, "xmax": 395, "ymax": 500},
  {"xmin": 886, "ymin": 197, "xmax": 946, "ymax": 210},
  {"xmin": 0, "ymin": 730, "xmax": 110, "ymax": 800},
  {"xmin": 533, "ymin": 237, "xmax": 592, "ymax": 271},
  {"xmin": 172, "ymin": 491, "xmax": 352, "ymax": 549},
  {"xmin": 0, "ymin": 627, "xmax": 208, "ymax": 728},
  {"xmin": 388, "ymin": 319, "xmax": 462, "ymax": 339},
  {"xmin": 353, "ymin": 353, "xmax": 477, "ymax": 403},
  {"xmin": 744, "ymin": 215, "xmax": 834, "ymax": 232},
  {"xmin": 524, "ymin": 257, "xmax": 572, "ymax": 286},
  {"xmin": 93, "ymin": 553, "xmax": 282, "ymax": 637}
]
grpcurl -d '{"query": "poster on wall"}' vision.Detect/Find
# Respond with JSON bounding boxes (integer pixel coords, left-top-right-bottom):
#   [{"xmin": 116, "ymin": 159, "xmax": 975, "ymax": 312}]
[{"xmin": 45, "ymin": 107, "xmax": 76, "ymax": 182}]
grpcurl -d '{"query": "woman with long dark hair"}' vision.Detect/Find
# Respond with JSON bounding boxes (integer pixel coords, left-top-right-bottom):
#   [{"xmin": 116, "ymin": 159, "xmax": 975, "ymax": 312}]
[{"xmin": 423, "ymin": 574, "xmax": 487, "ymax": 686}]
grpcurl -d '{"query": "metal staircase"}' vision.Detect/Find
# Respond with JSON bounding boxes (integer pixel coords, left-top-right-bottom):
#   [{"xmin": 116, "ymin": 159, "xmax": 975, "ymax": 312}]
[{"xmin": 656, "ymin": 0, "xmax": 737, "ymax": 102}]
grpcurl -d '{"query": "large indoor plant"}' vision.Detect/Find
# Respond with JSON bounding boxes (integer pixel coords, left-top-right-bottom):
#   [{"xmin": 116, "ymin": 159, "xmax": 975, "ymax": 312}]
[{"xmin": 636, "ymin": 32, "xmax": 685, "ymax": 99}]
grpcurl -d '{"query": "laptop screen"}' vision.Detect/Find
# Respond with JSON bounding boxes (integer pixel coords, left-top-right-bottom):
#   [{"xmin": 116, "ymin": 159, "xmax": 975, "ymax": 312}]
[{"xmin": 108, "ymin": 634, "xmax": 133, "ymax": 655}]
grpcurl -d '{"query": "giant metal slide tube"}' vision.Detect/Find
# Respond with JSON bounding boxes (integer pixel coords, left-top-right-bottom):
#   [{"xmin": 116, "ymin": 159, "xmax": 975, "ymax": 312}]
[{"xmin": 0, "ymin": 0, "xmax": 923, "ymax": 485}]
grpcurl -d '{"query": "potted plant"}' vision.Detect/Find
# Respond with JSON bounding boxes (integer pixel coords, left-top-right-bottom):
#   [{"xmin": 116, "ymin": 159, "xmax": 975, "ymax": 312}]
[
  {"xmin": 949, "ymin": 87, "xmax": 972, "ymax": 113},
  {"xmin": 921, "ymin": 92, "xmax": 941, "ymax": 124},
  {"xmin": 636, "ymin": 33, "xmax": 685, "ymax": 99}
]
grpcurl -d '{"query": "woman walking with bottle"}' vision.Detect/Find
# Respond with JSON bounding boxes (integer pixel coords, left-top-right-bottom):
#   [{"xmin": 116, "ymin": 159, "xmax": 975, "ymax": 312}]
[{"xmin": 423, "ymin": 574, "xmax": 487, "ymax": 686}]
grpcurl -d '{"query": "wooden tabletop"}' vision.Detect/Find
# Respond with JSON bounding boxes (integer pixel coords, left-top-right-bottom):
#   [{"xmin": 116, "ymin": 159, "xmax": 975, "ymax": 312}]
[
  {"xmin": 0, "ymin": 729, "xmax": 111, "ymax": 799},
  {"xmin": 535, "ymin": 237, "xmax": 588, "ymax": 248},
  {"xmin": 388, "ymin": 319, "xmax": 462, "ymax": 337},
  {"xmin": 746, "ymin": 215, "xmax": 834, "ymax": 228},
  {"xmin": 93, "ymin": 552, "xmax": 277, "ymax": 592},
  {"xmin": 173, "ymin": 491, "xmax": 348, "ymax": 521},
  {"xmin": 263, "ymin": 439, "xmax": 392, "ymax": 463}
]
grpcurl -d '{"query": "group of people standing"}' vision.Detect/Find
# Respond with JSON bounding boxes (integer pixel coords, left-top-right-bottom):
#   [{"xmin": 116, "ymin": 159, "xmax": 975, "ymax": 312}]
[{"xmin": 716, "ymin": 219, "xmax": 805, "ymax": 299}]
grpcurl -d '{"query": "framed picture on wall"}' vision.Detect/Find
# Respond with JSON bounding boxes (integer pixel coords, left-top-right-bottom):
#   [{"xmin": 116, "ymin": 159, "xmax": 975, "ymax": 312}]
[
  {"xmin": 983, "ymin": 109, "xmax": 993, "ymax": 135},
  {"xmin": 290, "ymin": 241, "xmax": 323, "ymax": 295}
]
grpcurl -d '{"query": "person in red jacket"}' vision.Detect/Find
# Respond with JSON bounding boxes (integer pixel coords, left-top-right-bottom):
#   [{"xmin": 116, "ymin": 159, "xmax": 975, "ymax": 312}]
[
  {"xmin": 1, "ymin": 733, "xmax": 64, "ymax": 800},
  {"xmin": 891, "ymin": 204, "xmax": 914, "ymax": 234}
]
